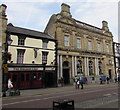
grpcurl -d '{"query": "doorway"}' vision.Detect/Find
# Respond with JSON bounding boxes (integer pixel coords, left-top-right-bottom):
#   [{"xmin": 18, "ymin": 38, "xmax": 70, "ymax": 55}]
[
  {"xmin": 109, "ymin": 69, "xmax": 112, "ymax": 79},
  {"xmin": 63, "ymin": 61, "xmax": 70, "ymax": 85}
]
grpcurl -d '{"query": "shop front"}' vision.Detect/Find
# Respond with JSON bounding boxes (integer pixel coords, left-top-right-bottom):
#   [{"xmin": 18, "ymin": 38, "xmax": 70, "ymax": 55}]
[{"xmin": 8, "ymin": 64, "xmax": 57, "ymax": 89}]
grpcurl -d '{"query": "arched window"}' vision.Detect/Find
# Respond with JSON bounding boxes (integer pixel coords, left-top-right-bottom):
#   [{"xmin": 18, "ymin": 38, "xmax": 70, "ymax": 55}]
[
  {"xmin": 98, "ymin": 61, "xmax": 102, "ymax": 75},
  {"xmin": 77, "ymin": 60, "xmax": 82, "ymax": 74},
  {"xmin": 89, "ymin": 61, "xmax": 93, "ymax": 75}
]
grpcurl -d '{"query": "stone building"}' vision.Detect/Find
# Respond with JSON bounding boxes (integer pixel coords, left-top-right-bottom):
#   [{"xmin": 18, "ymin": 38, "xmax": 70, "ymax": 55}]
[{"xmin": 44, "ymin": 3, "xmax": 115, "ymax": 84}]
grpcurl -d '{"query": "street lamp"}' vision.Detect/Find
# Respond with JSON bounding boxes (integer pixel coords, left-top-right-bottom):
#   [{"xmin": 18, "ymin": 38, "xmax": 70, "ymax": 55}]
[{"xmin": 42, "ymin": 51, "xmax": 48, "ymax": 88}]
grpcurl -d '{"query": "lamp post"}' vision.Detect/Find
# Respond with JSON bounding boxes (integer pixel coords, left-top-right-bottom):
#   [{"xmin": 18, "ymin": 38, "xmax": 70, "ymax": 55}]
[
  {"xmin": 42, "ymin": 63, "xmax": 46, "ymax": 88},
  {"xmin": 2, "ymin": 33, "xmax": 13, "ymax": 96},
  {"xmin": 42, "ymin": 51, "xmax": 48, "ymax": 88}
]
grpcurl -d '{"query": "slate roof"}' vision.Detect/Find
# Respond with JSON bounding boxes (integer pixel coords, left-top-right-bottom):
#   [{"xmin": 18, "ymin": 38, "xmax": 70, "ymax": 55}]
[{"xmin": 7, "ymin": 24, "xmax": 55, "ymax": 41}]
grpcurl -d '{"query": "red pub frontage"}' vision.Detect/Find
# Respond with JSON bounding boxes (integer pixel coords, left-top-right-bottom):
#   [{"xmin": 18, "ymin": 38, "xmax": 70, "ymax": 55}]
[{"xmin": 8, "ymin": 64, "xmax": 57, "ymax": 89}]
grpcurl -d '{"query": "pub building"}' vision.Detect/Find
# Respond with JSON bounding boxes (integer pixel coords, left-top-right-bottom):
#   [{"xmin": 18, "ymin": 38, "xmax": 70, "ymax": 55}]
[{"xmin": 5, "ymin": 23, "xmax": 57, "ymax": 89}]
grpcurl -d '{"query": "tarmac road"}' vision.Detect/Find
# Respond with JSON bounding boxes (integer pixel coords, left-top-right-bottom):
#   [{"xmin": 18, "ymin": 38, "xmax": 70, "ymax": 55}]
[{"xmin": 2, "ymin": 83, "xmax": 118, "ymax": 109}]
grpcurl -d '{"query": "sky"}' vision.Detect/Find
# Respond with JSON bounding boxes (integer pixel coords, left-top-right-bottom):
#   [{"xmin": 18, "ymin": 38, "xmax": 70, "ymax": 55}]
[{"xmin": 1, "ymin": 0, "xmax": 119, "ymax": 43}]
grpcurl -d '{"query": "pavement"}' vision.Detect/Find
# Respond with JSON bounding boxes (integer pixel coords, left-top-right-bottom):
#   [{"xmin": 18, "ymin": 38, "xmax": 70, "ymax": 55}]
[{"xmin": 3, "ymin": 82, "xmax": 118, "ymax": 98}]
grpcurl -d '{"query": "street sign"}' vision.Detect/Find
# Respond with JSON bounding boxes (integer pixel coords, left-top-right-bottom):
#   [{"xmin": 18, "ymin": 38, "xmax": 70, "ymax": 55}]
[{"xmin": 3, "ymin": 64, "xmax": 8, "ymax": 73}]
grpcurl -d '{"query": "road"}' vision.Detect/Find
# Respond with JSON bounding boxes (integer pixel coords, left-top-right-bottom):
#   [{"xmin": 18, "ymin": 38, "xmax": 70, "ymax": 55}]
[{"xmin": 2, "ymin": 83, "xmax": 119, "ymax": 109}]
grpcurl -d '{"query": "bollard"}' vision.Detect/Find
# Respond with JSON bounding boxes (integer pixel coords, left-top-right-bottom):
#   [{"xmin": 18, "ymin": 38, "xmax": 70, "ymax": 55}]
[{"xmin": 53, "ymin": 99, "xmax": 74, "ymax": 110}]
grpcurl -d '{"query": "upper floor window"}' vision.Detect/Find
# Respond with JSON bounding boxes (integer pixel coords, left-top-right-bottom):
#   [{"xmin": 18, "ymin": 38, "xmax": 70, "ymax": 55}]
[
  {"xmin": 42, "ymin": 51, "xmax": 48, "ymax": 64},
  {"xmin": 106, "ymin": 44, "xmax": 110, "ymax": 53},
  {"xmin": 77, "ymin": 38, "xmax": 81, "ymax": 48},
  {"xmin": 18, "ymin": 36, "xmax": 26, "ymax": 46},
  {"xmin": 88, "ymin": 40, "xmax": 92, "ymax": 50},
  {"xmin": 64, "ymin": 35, "xmax": 69, "ymax": 46},
  {"xmin": 17, "ymin": 49, "xmax": 25, "ymax": 64},
  {"xmin": 42, "ymin": 40, "xmax": 48, "ymax": 49},
  {"xmin": 97, "ymin": 43, "xmax": 101, "ymax": 52}
]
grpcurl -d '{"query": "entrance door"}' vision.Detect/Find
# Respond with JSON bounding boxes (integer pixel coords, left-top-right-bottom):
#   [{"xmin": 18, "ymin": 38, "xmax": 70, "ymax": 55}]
[
  {"xmin": 109, "ymin": 69, "xmax": 112, "ymax": 79},
  {"xmin": 63, "ymin": 69, "xmax": 70, "ymax": 84},
  {"xmin": 63, "ymin": 61, "xmax": 70, "ymax": 85}
]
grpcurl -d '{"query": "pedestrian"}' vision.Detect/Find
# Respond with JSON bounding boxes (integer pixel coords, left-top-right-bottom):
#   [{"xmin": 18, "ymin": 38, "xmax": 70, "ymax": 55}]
[
  {"xmin": 106, "ymin": 76, "xmax": 110, "ymax": 84},
  {"xmin": 114, "ymin": 75, "xmax": 117, "ymax": 83},
  {"xmin": 118, "ymin": 75, "xmax": 120, "ymax": 83},
  {"xmin": 100, "ymin": 77, "xmax": 102, "ymax": 84},
  {"xmin": 77, "ymin": 78, "xmax": 80, "ymax": 89},
  {"xmin": 79, "ymin": 76, "xmax": 84, "ymax": 89},
  {"xmin": 84, "ymin": 77, "xmax": 88, "ymax": 84},
  {"xmin": 60, "ymin": 77, "xmax": 64, "ymax": 87},
  {"xmin": 7, "ymin": 78, "xmax": 13, "ymax": 95},
  {"xmin": 74, "ymin": 76, "xmax": 78, "ymax": 89}
]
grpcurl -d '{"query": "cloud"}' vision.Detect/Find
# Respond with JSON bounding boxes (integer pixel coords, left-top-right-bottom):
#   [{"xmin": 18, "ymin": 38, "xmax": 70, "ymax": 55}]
[
  {"xmin": 4, "ymin": 2, "xmax": 52, "ymax": 31},
  {"xmin": 1, "ymin": 0, "xmax": 119, "ymax": 2},
  {"xmin": 70, "ymin": 2, "xmax": 118, "ymax": 42},
  {"xmin": 2, "ymin": 1, "xmax": 118, "ymax": 42}
]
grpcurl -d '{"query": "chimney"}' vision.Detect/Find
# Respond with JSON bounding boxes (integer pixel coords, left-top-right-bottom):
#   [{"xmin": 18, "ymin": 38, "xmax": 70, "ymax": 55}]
[
  {"xmin": 102, "ymin": 20, "xmax": 109, "ymax": 32},
  {"xmin": 61, "ymin": 3, "xmax": 72, "ymax": 17},
  {"xmin": 0, "ymin": 4, "xmax": 7, "ymax": 18},
  {"xmin": 0, "ymin": 4, "xmax": 8, "ymax": 53}
]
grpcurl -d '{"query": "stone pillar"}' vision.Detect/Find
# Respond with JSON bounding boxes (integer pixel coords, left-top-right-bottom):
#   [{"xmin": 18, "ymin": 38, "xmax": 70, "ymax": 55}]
[
  {"xmin": 95, "ymin": 58, "xmax": 99, "ymax": 76},
  {"xmin": 86, "ymin": 57, "xmax": 89, "ymax": 76},
  {"xmin": 57, "ymin": 55, "xmax": 60, "ymax": 79},
  {"xmin": 96, "ymin": 58, "xmax": 99, "ymax": 75},
  {"xmin": 72, "ymin": 56, "xmax": 75, "ymax": 77},
  {"xmin": 60, "ymin": 55, "xmax": 63, "ymax": 78},
  {"xmin": 84, "ymin": 57, "xmax": 87, "ymax": 76},
  {"xmin": 74, "ymin": 56, "xmax": 77, "ymax": 76}
]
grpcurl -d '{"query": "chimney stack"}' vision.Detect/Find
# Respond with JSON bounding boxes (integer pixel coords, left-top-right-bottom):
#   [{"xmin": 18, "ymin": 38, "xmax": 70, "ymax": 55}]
[
  {"xmin": 102, "ymin": 20, "xmax": 109, "ymax": 32},
  {"xmin": 0, "ymin": 4, "xmax": 7, "ymax": 18},
  {"xmin": 61, "ymin": 3, "xmax": 72, "ymax": 17}
]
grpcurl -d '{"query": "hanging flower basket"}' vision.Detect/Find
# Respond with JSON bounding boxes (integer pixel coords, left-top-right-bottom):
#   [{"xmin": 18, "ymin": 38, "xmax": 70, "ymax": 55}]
[{"xmin": 3, "ymin": 52, "xmax": 12, "ymax": 61}]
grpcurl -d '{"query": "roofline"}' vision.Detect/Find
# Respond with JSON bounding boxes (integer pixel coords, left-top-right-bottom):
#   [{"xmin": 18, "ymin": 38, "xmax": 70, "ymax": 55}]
[{"xmin": 6, "ymin": 25, "xmax": 57, "ymax": 42}]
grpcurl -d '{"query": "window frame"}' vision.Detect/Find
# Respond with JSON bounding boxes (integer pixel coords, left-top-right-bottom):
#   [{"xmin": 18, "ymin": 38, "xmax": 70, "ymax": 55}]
[
  {"xmin": 88, "ymin": 40, "xmax": 92, "ymax": 50},
  {"xmin": 77, "ymin": 38, "xmax": 81, "ymax": 49},
  {"xmin": 17, "ymin": 49, "xmax": 25, "ymax": 64},
  {"xmin": 64, "ymin": 35, "xmax": 69, "ymax": 46}
]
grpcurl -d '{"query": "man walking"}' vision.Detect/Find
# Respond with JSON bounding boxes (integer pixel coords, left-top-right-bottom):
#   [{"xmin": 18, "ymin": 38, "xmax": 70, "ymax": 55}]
[{"xmin": 79, "ymin": 76, "xmax": 84, "ymax": 89}]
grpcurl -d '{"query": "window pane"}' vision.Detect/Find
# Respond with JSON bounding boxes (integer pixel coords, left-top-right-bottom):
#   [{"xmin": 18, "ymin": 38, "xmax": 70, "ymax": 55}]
[
  {"xmin": 97, "ymin": 43, "xmax": 101, "ymax": 52},
  {"xmin": 17, "ymin": 49, "xmax": 25, "ymax": 64},
  {"xmin": 77, "ymin": 38, "xmax": 81, "ymax": 48},
  {"xmin": 64, "ymin": 36, "xmax": 69, "ymax": 46},
  {"xmin": 42, "ymin": 41, "xmax": 48, "ymax": 49},
  {"xmin": 88, "ymin": 41, "xmax": 92, "ymax": 50},
  {"xmin": 106, "ymin": 44, "xmax": 109, "ymax": 53}
]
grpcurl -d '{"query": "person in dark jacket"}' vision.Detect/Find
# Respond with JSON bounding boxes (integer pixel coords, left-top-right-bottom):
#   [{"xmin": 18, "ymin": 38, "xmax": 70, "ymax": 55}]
[
  {"xmin": 106, "ymin": 77, "xmax": 110, "ymax": 84},
  {"xmin": 79, "ymin": 76, "xmax": 84, "ymax": 89}
]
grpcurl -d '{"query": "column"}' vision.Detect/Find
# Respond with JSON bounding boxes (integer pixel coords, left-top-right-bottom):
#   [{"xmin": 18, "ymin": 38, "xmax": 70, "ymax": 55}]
[
  {"xmin": 96, "ymin": 58, "xmax": 99, "ymax": 75},
  {"xmin": 72, "ymin": 56, "xmax": 75, "ymax": 77},
  {"xmin": 74, "ymin": 56, "xmax": 77, "ymax": 76},
  {"xmin": 84, "ymin": 57, "xmax": 87, "ymax": 76},
  {"xmin": 60, "ymin": 55, "xmax": 63, "ymax": 78},
  {"xmin": 57, "ymin": 55, "xmax": 60, "ymax": 79},
  {"xmin": 86, "ymin": 57, "xmax": 89, "ymax": 76}
]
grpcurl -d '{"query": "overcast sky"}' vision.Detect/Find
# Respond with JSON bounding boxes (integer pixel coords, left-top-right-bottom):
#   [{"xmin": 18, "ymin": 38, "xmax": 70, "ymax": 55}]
[{"xmin": 1, "ymin": 0, "xmax": 119, "ymax": 42}]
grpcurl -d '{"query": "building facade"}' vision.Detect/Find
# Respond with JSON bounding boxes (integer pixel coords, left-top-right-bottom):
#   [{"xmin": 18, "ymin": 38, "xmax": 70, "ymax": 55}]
[
  {"xmin": 1, "ymin": 4, "xmax": 57, "ymax": 89},
  {"xmin": 113, "ymin": 42, "xmax": 120, "ymax": 77},
  {"xmin": 44, "ymin": 3, "xmax": 115, "ymax": 84}
]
